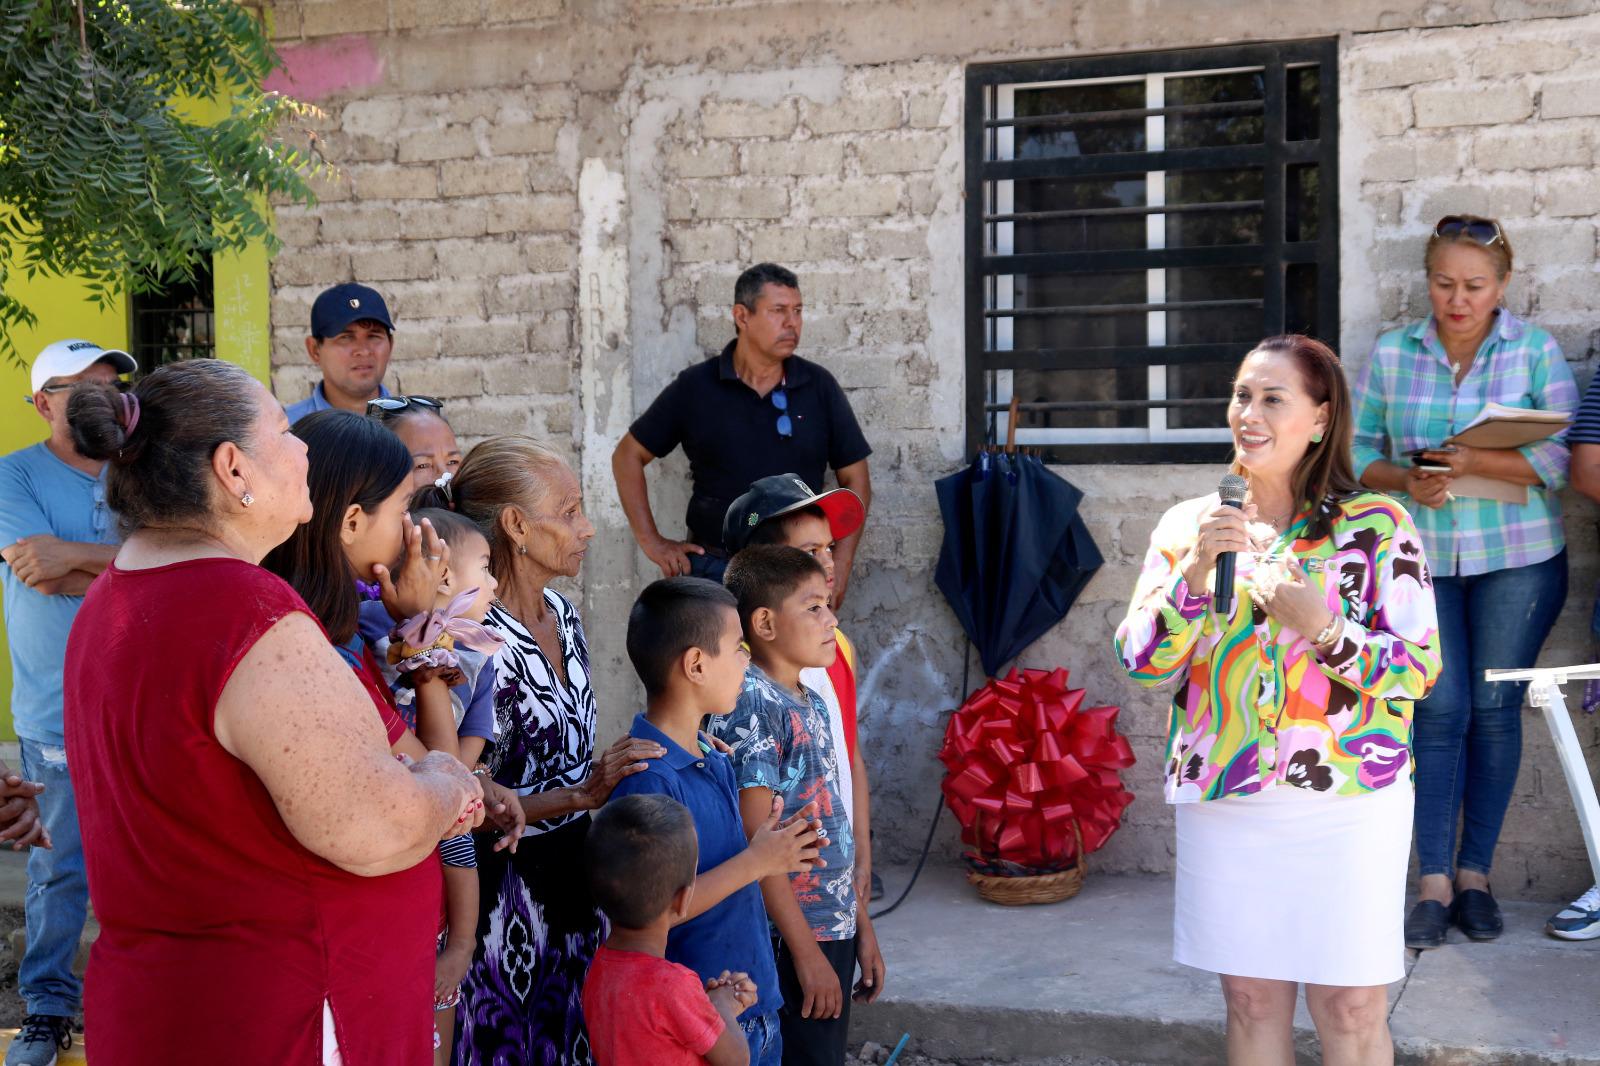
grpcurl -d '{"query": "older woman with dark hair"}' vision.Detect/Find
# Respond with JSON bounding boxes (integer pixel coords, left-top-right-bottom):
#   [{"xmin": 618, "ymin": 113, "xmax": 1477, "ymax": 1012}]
[
  {"xmin": 423, "ymin": 435, "xmax": 665, "ymax": 1066},
  {"xmin": 61, "ymin": 361, "xmax": 482, "ymax": 1065},
  {"xmin": 1116, "ymin": 336, "xmax": 1440, "ymax": 1066}
]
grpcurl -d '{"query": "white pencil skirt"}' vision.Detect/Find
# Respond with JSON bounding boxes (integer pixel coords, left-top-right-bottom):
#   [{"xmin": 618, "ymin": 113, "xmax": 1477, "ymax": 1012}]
[{"xmin": 1174, "ymin": 781, "xmax": 1413, "ymax": 987}]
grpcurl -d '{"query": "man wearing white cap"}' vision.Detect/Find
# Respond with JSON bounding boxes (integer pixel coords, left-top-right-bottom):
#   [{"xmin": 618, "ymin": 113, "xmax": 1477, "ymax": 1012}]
[{"xmin": 0, "ymin": 339, "xmax": 135, "ymax": 1064}]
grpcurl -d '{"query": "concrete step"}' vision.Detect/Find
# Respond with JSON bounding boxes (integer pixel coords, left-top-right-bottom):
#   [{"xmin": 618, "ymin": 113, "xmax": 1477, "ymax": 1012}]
[{"xmin": 850, "ymin": 864, "xmax": 1600, "ymax": 1066}]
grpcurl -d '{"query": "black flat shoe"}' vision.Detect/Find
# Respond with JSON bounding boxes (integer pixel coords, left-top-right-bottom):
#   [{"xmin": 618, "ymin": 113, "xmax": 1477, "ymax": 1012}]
[
  {"xmin": 1452, "ymin": 888, "xmax": 1503, "ymax": 940},
  {"xmin": 1405, "ymin": 900, "xmax": 1450, "ymax": 949}
]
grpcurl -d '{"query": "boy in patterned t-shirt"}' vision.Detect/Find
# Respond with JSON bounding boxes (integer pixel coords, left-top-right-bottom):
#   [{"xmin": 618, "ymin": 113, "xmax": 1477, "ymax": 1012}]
[{"xmin": 710, "ymin": 546, "xmax": 865, "ymax": 1066}]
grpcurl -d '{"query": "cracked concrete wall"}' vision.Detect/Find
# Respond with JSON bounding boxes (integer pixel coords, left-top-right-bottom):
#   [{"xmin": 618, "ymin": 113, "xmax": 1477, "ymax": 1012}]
[{"xmin": 264, "ymin": 0, "xmax": 1600, "ymax": 901}]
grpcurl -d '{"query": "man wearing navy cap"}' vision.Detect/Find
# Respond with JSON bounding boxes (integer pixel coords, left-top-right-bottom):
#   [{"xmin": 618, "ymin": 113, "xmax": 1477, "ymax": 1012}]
[{"xmin": 284, "ymin": 282, "xmax": 396, "ymax": 423}]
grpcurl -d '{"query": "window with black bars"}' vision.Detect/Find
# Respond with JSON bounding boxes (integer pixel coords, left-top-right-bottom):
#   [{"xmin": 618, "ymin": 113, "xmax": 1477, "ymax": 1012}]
[
  {"xmin": 964, "ymin": 39, "xmax": 1339, "ymax": 463},
  {"xmin": 129, "ymin": 259, "xmax": 215, "ymax": 373}
]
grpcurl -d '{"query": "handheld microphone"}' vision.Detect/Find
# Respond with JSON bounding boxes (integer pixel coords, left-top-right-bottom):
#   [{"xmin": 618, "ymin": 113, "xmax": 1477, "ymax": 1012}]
[{"xmin": 1213, "ymin": 474, "xmax": 1248, "ymax": 616}]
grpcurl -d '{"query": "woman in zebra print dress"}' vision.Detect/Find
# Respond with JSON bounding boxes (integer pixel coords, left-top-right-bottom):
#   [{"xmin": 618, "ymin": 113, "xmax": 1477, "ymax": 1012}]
[{"xmin": 437, "ymin": 436, "xmax": 664, "ymax": 1066}]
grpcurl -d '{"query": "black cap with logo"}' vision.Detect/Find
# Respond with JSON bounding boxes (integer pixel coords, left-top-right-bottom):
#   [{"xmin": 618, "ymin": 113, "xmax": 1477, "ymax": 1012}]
[{"xmin": 723, "ymin": 473, "xmax": 865, "ymax": 554}]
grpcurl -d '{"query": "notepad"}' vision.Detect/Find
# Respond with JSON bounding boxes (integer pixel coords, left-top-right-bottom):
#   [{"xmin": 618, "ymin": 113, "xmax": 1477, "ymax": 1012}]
[
  {"xmin": 1426, "ymin": 402, "xmax": 1570, "ymax": 505},
  {"xmin": 1446, "ymin": 402, "xmax": 1571, "ymax": 450},
  {"xmin": 1448, "ymin": 475, "xmax": 1528, "ymax": 505}
]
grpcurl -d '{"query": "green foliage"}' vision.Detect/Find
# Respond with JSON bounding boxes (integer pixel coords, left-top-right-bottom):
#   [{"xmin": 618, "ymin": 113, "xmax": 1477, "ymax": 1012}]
[{"xmin": 0, "ymin": 0, "xmax": 323, "ymax": 366}]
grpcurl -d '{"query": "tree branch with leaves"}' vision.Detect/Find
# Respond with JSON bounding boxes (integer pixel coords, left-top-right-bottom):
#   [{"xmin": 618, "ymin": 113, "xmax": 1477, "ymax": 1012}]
[{"xmin": 0, "ymin": 0, "xmax": 325, "ymax": 367}]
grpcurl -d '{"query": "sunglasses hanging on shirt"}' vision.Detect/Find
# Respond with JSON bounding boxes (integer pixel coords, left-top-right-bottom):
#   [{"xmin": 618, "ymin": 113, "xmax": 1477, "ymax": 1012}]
[{"xmin": 771, "ymin": 379, "xmax": 792, "ymax": 438}]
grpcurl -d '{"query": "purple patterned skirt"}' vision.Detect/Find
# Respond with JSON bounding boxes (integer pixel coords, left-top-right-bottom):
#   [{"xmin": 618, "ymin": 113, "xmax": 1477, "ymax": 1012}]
[{"xmin": 453, "ymin": 816, "xmax": 607, "ymax": 1066}]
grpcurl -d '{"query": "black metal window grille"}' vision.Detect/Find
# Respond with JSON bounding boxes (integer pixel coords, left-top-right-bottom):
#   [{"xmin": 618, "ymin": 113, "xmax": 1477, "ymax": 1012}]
[
  {"xmin": 130, "ymin": 259, "xmax": 215, "ymax": 373},
  {"xmin": 965, "ymin": 39, "xmax": 1339, "ymax": 463}
]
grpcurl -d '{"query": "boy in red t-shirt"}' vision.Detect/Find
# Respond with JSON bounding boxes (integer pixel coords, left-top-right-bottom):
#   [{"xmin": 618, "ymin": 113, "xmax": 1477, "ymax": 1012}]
[{"xmin": 584, "ymin": 794, "xmax": 757, "ymax": 1066}]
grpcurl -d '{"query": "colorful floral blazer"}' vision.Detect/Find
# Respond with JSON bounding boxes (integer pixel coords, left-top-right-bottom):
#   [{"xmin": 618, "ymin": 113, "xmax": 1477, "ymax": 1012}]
[{"xmin": 1114, "ymin": 491, "xmax": 1441, "ymax": 803}]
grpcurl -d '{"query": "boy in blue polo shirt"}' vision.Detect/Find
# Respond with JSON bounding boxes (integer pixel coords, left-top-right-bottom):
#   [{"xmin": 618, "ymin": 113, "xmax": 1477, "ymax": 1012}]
[{"xmin": 609, "ymin": 577, "xmax": 825, "ymax": 1066}]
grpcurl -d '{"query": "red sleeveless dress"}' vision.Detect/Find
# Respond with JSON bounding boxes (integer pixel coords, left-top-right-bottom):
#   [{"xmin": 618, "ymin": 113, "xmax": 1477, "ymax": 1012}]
[{"xmin": 64, "ymin": 558, "xmax": 438, "ymax": 1065}]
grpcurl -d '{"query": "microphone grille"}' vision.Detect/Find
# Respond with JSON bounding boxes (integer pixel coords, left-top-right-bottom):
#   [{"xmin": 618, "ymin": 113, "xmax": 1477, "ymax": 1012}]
[{"xmin": 1218, "ymin": 473, "xmax": 1249, "ymax": 505}]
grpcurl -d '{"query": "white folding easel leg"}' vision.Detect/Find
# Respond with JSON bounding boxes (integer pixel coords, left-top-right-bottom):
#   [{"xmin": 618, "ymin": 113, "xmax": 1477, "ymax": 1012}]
[
  {"xmin": 1529, "ymin": 680, "xmax": 1600, "ymax": 888},
  {"xmin": 1486, "ymin": 667, "xmax": 1600, "ymax": 887}
]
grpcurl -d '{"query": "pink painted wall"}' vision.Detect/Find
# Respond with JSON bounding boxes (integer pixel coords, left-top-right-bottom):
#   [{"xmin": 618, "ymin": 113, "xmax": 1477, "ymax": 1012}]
[{"xmin": 266, "ymin": 35, "xmax": 385, "ymax": 101}]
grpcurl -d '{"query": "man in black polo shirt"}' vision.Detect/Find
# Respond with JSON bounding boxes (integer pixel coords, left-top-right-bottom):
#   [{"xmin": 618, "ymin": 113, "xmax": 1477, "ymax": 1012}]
[{"xmin": 613, "ymin": 262, "xmax": 873, "ymax": 605}]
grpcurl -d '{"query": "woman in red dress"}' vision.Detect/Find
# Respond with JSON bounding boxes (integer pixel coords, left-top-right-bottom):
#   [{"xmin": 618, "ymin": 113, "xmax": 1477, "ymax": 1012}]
[{"xmin": 61, "ymin": 360, "xmax": 483, "ymax": 1065}]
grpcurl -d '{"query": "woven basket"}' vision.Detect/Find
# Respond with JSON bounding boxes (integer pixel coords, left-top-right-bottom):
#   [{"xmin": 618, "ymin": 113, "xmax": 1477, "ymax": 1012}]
[{"xmin": 965, "ymin": 821, "xmax": 1086, "ymax": 906}]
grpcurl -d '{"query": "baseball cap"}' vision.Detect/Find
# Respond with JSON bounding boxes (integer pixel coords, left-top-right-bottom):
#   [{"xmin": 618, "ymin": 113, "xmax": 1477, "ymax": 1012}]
[
  {"xmin": 723, "ymin": 473, "xmax": 865, "ymax": 554},
  {"xmin": 311, "ymin": 283, "xmax": 394, "ymax": 340},
  {"xmin": 30, "ymin": 339, "xmax": 137, "ymax": 394}
]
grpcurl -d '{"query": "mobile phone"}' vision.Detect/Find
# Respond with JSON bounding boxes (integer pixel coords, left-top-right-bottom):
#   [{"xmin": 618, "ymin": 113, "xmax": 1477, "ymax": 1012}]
[{"xmin": 1405, "ymin": 447, "xmax": 1453, "ymax": 474}]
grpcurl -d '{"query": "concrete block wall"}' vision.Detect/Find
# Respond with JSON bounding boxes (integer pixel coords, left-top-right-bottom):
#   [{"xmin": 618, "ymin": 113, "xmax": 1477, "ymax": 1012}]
[{"xmin": 262, "ymin": 0, "xmax": 1600, "ymax": 902}]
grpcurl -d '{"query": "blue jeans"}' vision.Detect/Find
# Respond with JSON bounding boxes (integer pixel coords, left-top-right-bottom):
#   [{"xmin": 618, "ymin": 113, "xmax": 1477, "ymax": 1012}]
[
  {"xmin": 689, "ymin": 550, "xmax": 729, "ymax": 583},
  {"xmin": 1413, "ymin": 550, "xmax": 1567, "ymax": 879},
  {"xmin": 18, "ymin": 737, "xmax": 89, "ymax": 1017},
  {"xmin": 739, "ymin": 1009, "xmax": 782, "ymax": 1066}
]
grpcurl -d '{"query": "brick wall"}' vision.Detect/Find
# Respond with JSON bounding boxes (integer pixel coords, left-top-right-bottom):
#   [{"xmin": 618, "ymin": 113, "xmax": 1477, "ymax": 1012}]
[{"xmin": 262, "ymin": 0, "xmax": 1600, "ymax": 902}]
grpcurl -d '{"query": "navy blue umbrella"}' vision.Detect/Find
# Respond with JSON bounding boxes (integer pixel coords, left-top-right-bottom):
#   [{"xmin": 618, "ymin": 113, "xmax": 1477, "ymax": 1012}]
[{"xmin": 934, "ymin": 449, "xmax": 1104, "ymax": 678}]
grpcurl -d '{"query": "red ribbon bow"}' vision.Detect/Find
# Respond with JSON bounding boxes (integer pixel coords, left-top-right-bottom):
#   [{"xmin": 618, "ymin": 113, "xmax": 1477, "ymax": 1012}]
[{"xmin": 940, "ymin": 668, "xmax": 1135, "ymax": 870}]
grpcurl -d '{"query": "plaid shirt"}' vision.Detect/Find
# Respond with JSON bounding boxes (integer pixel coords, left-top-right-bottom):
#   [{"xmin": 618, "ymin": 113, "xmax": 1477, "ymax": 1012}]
[{"xmin": 1352, "ymin": 310, "xmax": 1577, "ymax": 577}]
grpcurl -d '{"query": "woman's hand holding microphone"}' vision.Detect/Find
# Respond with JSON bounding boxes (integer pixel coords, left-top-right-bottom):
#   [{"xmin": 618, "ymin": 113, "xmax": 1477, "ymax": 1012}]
[
  {"xmin": 1181, "ymin": 503, "xmax": 1340, "ymax": 648},
  {"xmin": 1180, "ymin": 502, "xmax": 1259, "ymax": 595}
]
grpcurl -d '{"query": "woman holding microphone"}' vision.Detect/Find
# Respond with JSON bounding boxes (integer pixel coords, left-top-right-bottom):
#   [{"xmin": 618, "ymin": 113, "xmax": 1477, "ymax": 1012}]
[{"xmin": 1115, "ymin": 335, "xmax": 1440, "ymax": 1066}]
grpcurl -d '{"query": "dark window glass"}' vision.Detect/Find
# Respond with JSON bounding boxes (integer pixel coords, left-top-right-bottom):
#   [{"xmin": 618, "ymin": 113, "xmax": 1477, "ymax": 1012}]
[
  {"xmin": 1166, "ymin": 168, "xmax": 1265, "ymax": 247},
  {"xmin": 1286, "ymin": 263, "xmax": 1319, "ymax": 336},
  {"xmin": 999, "ymin": 174, "xmax": 1147, "ymax": 254},
  {"xmin": 131, "ymin": 260, "xmax": 215, "ymax": 373},
  {"xmin": 1287, "ymin": 163, "xmax": 1320, "ymax": 242},
  {"xmin": 1287, "ymin": 65, "xmax": 1321, "ymax": 142},
  {"xmin": 1012, "ymin": 367, "xmax": 1148, "ymax": 430},
  {"xmin": 1011, "ymin": 82, "xmax": 1146, "ymax": 160},
  {"xmin": 1166, "ymin": 266, "xmax": 1264, "ymax": 346},
  {"xmin": 1165, "ymin": 71, "xmax": 1265, "ymax": 150},
  {"xmin": 1008, "ymin": 269, "xmax": 1148, "ymax": 354},
  {"xmin": 1166, "ymin": 362, "xmax": 1237, "ymax": 429}
]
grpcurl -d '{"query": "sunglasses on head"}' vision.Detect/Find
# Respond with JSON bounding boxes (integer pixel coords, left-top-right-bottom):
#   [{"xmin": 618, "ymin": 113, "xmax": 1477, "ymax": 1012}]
[
  {"xmin": 1433, "ymin": 216, "xmax": 1502, "ymax": 247},
  {"xmin": 367, "ymin": 395, "xmax": 445, "ymax": 416}
]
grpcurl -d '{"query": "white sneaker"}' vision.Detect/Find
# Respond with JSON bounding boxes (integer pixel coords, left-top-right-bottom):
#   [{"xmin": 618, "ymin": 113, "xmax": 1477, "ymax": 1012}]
[{"xmin": 1546, "ymin": 883, "xmax": 1600, "ymax": 941}]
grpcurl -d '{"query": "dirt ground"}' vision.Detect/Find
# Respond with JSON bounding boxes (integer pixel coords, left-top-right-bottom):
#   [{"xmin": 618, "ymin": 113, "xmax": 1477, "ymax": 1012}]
[
  {"xmin": 0, "ymin": 903, "xmax": 28, "ymax": 1029},
  {"xmin": 850, "ymin": 1042, "xmax": 1158, "ymax": 1066}
]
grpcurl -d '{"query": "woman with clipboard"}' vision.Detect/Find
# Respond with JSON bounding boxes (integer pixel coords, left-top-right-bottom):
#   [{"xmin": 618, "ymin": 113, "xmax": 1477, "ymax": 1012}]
[{"xmin": 1351, "ymin": 215, "xmax": 1579, "ymax": 951}]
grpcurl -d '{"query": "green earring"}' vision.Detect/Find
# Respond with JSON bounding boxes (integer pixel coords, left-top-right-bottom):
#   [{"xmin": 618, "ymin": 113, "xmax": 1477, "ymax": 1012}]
[{"xmin": 1311, "ymin": 431, "xmax": 1324, "ymax": 443}]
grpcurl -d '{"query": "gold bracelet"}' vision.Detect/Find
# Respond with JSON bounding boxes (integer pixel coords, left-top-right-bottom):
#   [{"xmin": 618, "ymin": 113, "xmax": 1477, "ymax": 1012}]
[{"xmin": 1312, "ymin": 613, "xmax": 1341, "ymax": 646}]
